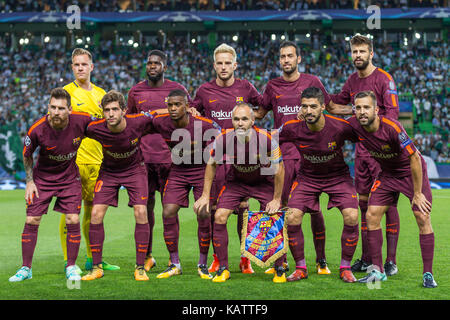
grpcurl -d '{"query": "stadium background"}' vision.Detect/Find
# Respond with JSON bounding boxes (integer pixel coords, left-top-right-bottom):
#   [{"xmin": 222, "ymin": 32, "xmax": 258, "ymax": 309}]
[{"xmin": 0, "ymin": 0, "xmax": 448, "ymax": 189}]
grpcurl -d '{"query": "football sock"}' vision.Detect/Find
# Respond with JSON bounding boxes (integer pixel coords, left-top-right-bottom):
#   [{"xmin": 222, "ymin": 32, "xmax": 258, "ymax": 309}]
[
  {"xmin": 236, "ymin": 206, "xmax": 246, "ymax": 242},
  {"xmin": 163, "ymin": 216, "xmax": 179, "ymax": 264},
  {"xmin": 88, "ymin": 223, "xmax": 104, "ymax": 266},
  {"xmin": 367, "ymin": 228, "xmax": 384, "ymax": 273},
  {"xmin": 146, "ymin": 209, "xmax": 155, "ymax": 256},
  {"xmin": 66, "ymin": 223, "xmax": 81, "ymax": 267},
  {"xmin": 213, "ymin": 223, "xmax": 229, "ymax": 269},
  {"xmin": 210, "ymin": 208, "xmax": 216, "ymax": 254},
  {"xmin": 341, "ymin": 224, "xmax": 359, "ymax": 268},
  {"xmin": 22, "ymin": 223, "xmax": 39, "ymax": 268},
  {"xmin": 359, "ymin": 199, "xmax": 370, "ymax": 262},
  {"xmin": 82, "ymin": 204, "xmax": 93, "ymax": 259},
  {"xmin": 310, "ymin": 211, "xmax": 326, "ymax": 261},
  {"xmin": 135, "ymin": 223, "xmax": 150, "ymax": 266},
  {"xmin": 287, "ymin": 224, "xmax": 305, "ymax": 268},
  {"xmin": 197, "ymin": 216, "xmax": 211, "ymax": 266},
  {"xmin": 274, "ymin": 254, "xmax": 286, "ymax": 267},
  {"xmin": 419, "ymin": 233, "xmax": 434, "ymax": 274},
  {"xmin": 59, "ymin": 215, "xmax": 68, "ymax": 261},
  {"xmin": 385, "ymin": 206, "xmax": 399, "ymax": 264}
]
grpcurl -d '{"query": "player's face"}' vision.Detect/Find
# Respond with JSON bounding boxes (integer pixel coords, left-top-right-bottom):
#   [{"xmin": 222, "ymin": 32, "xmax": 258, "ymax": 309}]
[
  {"xmin": 103, "ymin": 101, "xmax": 126, "ymax": 127},
  {"xmin": 354, "ymin": 96, "xmax": 378, "ymax": 126},
  {"xmin": 214, "ymin": 52, "xmax": 237, "ymax": 82},
  {"xmin": 48, "ymin": 97, "xmax": 71, "ymax": 129},
  {"xmin": 146, "ymin": 55, "xmax": 166, "ymax": 82},
  {"xmin": 280, "ymin": 46, "xmax": 301, "ymax": 75},
  {"xmin": 351, "ymin": 44, "xmax": 373, "ymax": 71},
  {"xmin": 301, "ymin": 97, "xmax": 325, "ymax": 125},
  {"xmin": 232, "ymin": 106, "xmax": 254, "ymax": 136},
  {"xmin": 72, "ymin": 54, "xmax": 93, "ymax": 82},
  {"xmin": 167, "ymin": 95, "xmax": 188, "ymax": 121}
]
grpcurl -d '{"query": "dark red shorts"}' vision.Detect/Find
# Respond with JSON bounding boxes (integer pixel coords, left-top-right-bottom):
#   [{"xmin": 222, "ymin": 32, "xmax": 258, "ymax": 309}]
[
  {"xmin": 210, "ymin": 163, "xmax": 229, "ymax": 204},
  {"xmin": 162, "ymin": 165, "xmax": 205, "ymax": 208},
  {"xmin": 282, "ymin": 159, "xmax": 300, "ymax": 204},
  {"xmin": 354, "ymin": 155, "xmax": 381, "ymax": 195},
  {"xmin": 146, "ymin": 162, "xmax": 171, "ymax": 200},
  {"xmin": 368, "ymin": 168, "xmax": 432, "ymax": 212},
  {"xmin": 26, "ymin": 179, "xmax": 82, "ymax": 216},
  {"xmin": 216, "ymin": 180, "xmax": 274, "ymax": 212},
  {"xmin": 288, "ymin": 174, "xmax": 358, "ymax": 213},
  {"xmin": 93, "ymin": 163, "xmax": 148, "ymax": 207}
]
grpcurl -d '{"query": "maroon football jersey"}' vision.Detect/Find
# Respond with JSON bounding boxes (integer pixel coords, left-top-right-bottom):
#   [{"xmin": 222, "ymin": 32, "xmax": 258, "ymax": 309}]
[
  {"xmin": 348, "ymin": 116, "xmax": 418, "ymax": 177},
  {"xmin": 86, "ymin": 114, "xmax": 153, "ymax": 173},
  {"xmin": 211, "ymin": 126, "xmax": 283, "ymax": 184},
  {"xmin": 261, "ymin": 73, "xmax": 331, "ymax": 160},
  {"xmin": 127, "ymin": 79, "xmax": 191, "ymax": 164},
  {"xmin": 191, "ymin": 78, "xmax": 262, "ymax": 129},
  {"xmin": 23, "ymin": 112, "xmax": 92, "ymax": 187},
  {"xmin": 151, "ymin": 114, "xmax": 221, "ymax": 168},
  {"xmin": 279, "ymin": 114, "xmax": 358, "ymax": 180}
]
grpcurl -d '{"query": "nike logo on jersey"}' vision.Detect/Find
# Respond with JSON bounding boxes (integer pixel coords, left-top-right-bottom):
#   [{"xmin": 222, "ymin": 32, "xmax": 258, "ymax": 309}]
[
  {"xmin": 102, "ymin": 144, "xmax": 112, "ymax": 147},
  {"xmin": 138, "ymin": 100, "xmax": 147, "ymax": 104},
  {"xmin": 276, "ymin": 95, "xmax": 283, "ymax": 99},
  {"xmin": 209, "ymin": 99, "xmax": 217, "ymax": 103},
  {"xmin": 46, "ymin": 146, "xmax": 57, "ymax": 150},
  {"xmin": 358, "ymin": 136, "xmax": 365, "ymax": 141},
  {"xmin": 299, "ymin": 144, "xmax": 310, "ymax": 148}
]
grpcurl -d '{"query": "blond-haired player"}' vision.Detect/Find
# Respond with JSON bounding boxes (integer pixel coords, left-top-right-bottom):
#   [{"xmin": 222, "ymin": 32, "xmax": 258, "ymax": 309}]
[{"xmin": 60, "ymin": 48, "xmax": 119, "ymax": 272}]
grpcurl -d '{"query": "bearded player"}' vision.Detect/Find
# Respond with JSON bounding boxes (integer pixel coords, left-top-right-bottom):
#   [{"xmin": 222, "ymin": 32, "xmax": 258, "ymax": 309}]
[
  {"xmin": 255, "ymin": 40, "xmax": 331, "ymax": 275},
  {"xmin": 191, "ymin": 43, "xmax": 262, "ymax": 274},
  {"xmin": 350, "ymin": 91, "xmax": 436, "ymax": 288},
  {"xmin": 127, "ymin": 49, "xmax": 194, "ymax": 272},
  {"xmin": 61, "ymin": 48, "xmax": 119, "ymax": 272},
  {"xmin": 329, "ymin": 35, "xmax": 401, "ymax": 276}
]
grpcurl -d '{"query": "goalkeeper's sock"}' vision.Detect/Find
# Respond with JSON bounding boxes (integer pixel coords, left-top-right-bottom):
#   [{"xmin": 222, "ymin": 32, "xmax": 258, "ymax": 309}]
[
  {"xmin": 66, "ymin": 223, "xmax": 81, "ymax": 266},
  {"xmin": 59, "ymin": 215, "xmax": 68, "ymax": 261}
]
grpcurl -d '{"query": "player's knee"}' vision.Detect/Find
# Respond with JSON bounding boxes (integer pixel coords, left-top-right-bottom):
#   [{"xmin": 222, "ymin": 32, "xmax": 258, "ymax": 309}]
[
  {"xmin": 25, "ymin": 215, "xmax": 41, "ymax": 225},
  {"xmin": 214, "ymin": 209, "xmax": 229, "ymax": 224},
  {"xmin": 134, "ymin": 206, "xmax": 148, "ymax": 223},
  {"xmin": 286, "ymin": 209, "xmax": 303, "ymax": 225},
  {"xmin": 414, "ymin": 211, "xmax": 433, "ymax": 233},
  {"xmin": 65, "ymin": 214, "xmax": 80, "ymax": 225},
  {"xmin": 343, "ymin": 209, "xmax": 359, "ymax": 226}
]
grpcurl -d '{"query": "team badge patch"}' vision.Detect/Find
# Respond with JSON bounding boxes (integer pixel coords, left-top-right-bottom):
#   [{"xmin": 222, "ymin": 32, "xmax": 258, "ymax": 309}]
[
  {"xmin": 328, "ymin": 141, "xmax": 337, "ymax": 151},
  {"xmin": 381, "ymin": 144, "xmax": 391, "ymax": 152},
  {"xmin": 73, "ymin": 137, "xmax": 81, "ymax": 146},
  {"xmin": 240, "ymin": 209, "xmax": 289, "ymax": 268},
  {"xmin": 131, "ymin": 137, "xmax": 138, "ymax": 146},
  {"xmin": 236, "ymin": 96, "xmax": 244, "ymax": 103}
]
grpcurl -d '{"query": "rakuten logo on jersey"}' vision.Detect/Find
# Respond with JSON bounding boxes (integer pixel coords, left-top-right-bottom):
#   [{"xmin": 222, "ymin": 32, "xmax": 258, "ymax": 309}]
[
  {"xmin": 211, "ymin": 110, "xmax": 232, "ymax": 120},
  {"xmin": 277, "ymin": 105, "xmax": 301, "ymax": 115}
]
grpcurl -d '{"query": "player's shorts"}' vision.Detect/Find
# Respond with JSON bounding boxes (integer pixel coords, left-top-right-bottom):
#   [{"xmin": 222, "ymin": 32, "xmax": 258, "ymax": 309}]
[
  {"xmin": 210, "ymin": 163, "xmax": 228, "ymax": 205},
  {"xmin": 368, "ymin": 166, "xmax": 432, "ymax": 212},
  {"xmin": 26, "ymin": 180, "xmax": 82, "ymax": 216},
  {"xmin": 77, "ymin": 163, "xmax": 101, "ymax": 202},
  {"xmin": 216, "ymin": 179, "xmax": 273, "ymax": 212},
  {"xmin": 288, "ymin": 175, "xmax": 358, "ymax": 214},
  {"xmin": 93, "ymin": 163, "xmax": 148, "ymax": 208},
  {"xmin": 354, "ymin": 155, "xmax": 381, "ymax": 195},
  {"xmin": 282, "ymin": 159, "xmax": 300, "ymax": 204},
  {"xmin": 162, "ymin": 165, "xmax": 206, "ymax": 208},
  {"xmin": 146, "ymin": 162, "xmax": 171, "ymax": 200}
]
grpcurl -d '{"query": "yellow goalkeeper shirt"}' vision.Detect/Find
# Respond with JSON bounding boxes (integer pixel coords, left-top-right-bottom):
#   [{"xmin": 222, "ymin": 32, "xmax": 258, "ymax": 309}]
[{"xmin": 64, "ymin": 80, "xmax": 106, "ymax": 165}]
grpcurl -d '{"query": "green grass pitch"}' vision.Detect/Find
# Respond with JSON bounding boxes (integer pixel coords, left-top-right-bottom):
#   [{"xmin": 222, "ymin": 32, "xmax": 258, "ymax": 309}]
[{"xmin": 0, "ymin": 189, "xmax": 448, "ymax": 300}]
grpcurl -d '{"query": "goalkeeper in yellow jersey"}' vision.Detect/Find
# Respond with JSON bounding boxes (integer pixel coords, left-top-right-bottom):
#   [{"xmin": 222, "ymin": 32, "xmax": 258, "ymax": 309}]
[{"xmin": 61, "ymin": 48, "xmax": 119, "ymax": 272}]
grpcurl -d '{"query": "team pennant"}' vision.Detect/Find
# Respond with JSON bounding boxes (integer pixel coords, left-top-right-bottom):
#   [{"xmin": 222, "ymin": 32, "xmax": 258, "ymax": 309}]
[{"xmin": 240, "ymin": 209, "xmax": 289, "ymax": 268}]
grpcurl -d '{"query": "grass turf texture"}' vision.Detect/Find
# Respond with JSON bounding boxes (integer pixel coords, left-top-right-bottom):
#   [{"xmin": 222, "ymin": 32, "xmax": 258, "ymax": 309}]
[{"xmin": 0, "ymin": 189, "xmax": 448, "ymax": 300}]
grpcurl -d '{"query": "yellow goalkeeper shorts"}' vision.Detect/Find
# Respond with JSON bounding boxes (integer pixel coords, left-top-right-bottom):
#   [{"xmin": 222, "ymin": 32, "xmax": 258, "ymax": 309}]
[{"xmin": 78, "ymin": 163, "xmax": 101, "ymax": 202}]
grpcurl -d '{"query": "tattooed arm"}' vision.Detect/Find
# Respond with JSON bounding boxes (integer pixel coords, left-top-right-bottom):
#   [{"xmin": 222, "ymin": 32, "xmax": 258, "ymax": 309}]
[{"xmin": 24, "ymin": 156, "xmax": 39, "ymax": 204}]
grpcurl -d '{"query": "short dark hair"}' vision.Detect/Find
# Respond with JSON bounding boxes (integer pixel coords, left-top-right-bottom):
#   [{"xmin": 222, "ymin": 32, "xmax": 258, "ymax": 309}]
[
  {"xmin": 50, "ymin": 87, "xmax": 71, "ymax": 107},
  {"xmin": 350, "ymin": 34, "xmax": 373, "ymax": 52},
  {"xmin": 101, "ymin": 90, "xmax": 127, "ymax": 110},
  {"xmin": 354, "ymin": 90, "xmax": 377, "ymax": 106},
  {"xmin": 301, "ymin": 87, "xmax": 324, "ymax": 105},
  {"xmin": 168, "ymin": 89, "xmax": 188, "ymax": 99},
  {"xmin": 148, "ymin": 49, "xmax": 168, "ymax": 64},
  {"xmin": 279, "ymin": 40, "xmax": 300, "ymax": 57}
]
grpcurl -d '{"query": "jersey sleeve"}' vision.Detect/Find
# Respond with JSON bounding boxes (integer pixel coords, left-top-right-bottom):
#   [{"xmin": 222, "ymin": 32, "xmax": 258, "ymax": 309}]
[
  {"xmin": 330, "ymin": 78, "xmax": 352, "ymax": 106},
  {"xmin": 379, "ymin": 75, "xmax": 400, "ymax": 120},
  {"xmin": 268, "ymin": 135, "xmax": 283, "ymax": 164},
  {"xmin": 126, "ymin": 87, "xmax": 137, "ymax": 114},
  {"xmin": 247, "ymin": 80, "xmax": 263, "ymax": 107},
  {"xmin": 23, "ymin": 126, "xmax": 39, "ymax": 158},
  {"xmin": 260, "ymin": 82, "xmax": 273, "ymax": 111},
  {"xmin": 396, "ymin": 124, "xmax": 417, "ymax": 157},
  {"xmin": 312, "ymin": 76, "xmax": 331, "ymax": 106},
  {"xmin": 191, "ymin": 87, "xmax": 204, "ymax": 115}
]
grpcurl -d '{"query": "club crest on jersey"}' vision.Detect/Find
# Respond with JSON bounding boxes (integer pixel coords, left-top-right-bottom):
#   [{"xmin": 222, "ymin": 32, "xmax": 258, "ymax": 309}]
[
  {"xmin": 131, "ymin": 138, "xmax": 139, "ymax": 146},
  {"xmin": 73, "ymin": 137, "xmax": 81, "ymax": 146},
  {"xmin": 328, "ymin": 141, "xmax": 337, "ymax": 151},
  {"xmin": 164, "ymin": 97, "xmax": 168, "ymax": 104},
  {"xmin": 381, "ymin": 144, "xmax": 391, "ymax": 152},
  {"xmin": 236, "ymin": 97, "xmax": 244, "ymax": 103}
]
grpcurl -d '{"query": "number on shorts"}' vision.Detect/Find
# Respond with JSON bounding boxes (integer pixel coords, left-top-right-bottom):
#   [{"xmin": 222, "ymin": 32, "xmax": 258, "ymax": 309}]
[
  {"xmin": 94, "ymin": 180, "xmax": 103, "ymax": 193},
  {"xmin": 371, "ymin": 180, "xmax": 381, "ymax": 192}
]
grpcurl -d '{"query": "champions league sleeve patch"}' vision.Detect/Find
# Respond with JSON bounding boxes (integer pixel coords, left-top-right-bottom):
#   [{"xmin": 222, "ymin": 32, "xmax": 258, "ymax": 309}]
[
  {"xmin": 398, "ymin": 131, "xmax": 413, "ymax": 149},
  {"xmin": 240, "ymin": 209, "xmax": 289, "ymax": 268},
  {"xmin": 24, "ymin": 136, "xmax": 31, "ymax": 147}
]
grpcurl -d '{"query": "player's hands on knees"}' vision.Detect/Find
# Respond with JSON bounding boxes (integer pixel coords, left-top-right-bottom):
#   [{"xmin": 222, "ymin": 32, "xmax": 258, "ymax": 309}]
[
  {"xmin": 25, "ymin": 181, "xmax": 39, "ymax": 204},
  {"xmin": 413, "ymin": 192, "xmax": 432, "ymax": 216},
  {"xmin": 265, "ymin": 199, "xmax": 281, "ymax": 215},
  {"xmin": 194, "ymin": 195, "xmax": 210, "ymax": 216}
]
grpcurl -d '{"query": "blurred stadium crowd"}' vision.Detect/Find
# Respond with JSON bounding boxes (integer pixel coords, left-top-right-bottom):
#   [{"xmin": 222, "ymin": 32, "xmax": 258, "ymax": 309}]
[
  {"xmin": 0, "ymin": 0, "xmax": 447, "ymax": 13},
  {"xmin": 0, "ymin": 34, "xmax": 448, "ymax": 163}
]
